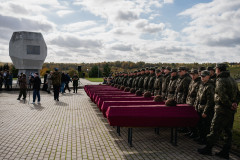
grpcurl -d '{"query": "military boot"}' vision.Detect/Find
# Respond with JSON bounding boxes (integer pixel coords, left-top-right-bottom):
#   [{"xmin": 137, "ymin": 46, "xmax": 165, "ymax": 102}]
[
  {"xmin": 215, "ymin": 146, "xmax": 230, "ymax": 159},
  {"xmin": 198, "ymin": 145, "xmax": 212, "ymax": 156}
]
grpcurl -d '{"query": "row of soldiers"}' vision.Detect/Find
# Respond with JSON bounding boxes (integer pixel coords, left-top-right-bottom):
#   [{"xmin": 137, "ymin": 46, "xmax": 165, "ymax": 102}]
[{"xmin": 112, "ymin": 63, "xmax": 239, "ymax": 159}]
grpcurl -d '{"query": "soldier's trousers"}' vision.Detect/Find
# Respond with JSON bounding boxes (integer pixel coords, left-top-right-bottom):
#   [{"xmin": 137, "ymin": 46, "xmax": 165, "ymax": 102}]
[
  {"xmin": 197, "ymin": 111, "xmax": 213, "ymax": 140},
  {"xmin": 207, "ymin": 107, "xmax": 235, "ymax": 151},
  {"xmin": 18, "ymin": 89, "xmax": 27, "ymax": 99}
]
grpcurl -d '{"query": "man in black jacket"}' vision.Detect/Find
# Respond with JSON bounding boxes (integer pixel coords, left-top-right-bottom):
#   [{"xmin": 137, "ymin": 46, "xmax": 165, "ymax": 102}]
[{"xmin": 31, "ymin": 72, "xmax": 41, "ymax": 104}]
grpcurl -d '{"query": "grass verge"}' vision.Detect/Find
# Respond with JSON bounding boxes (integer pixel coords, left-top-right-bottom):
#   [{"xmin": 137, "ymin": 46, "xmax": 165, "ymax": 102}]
[{"xmin": 86, "ymin": 78, "xmax": 103, "ymax": 82}]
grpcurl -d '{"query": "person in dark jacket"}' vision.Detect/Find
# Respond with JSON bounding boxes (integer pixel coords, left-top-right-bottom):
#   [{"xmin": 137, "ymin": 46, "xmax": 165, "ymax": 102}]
[
  {"xmin": 17, "ymin": 74, "xmax": 27, "ymax": 100},
  {"xmin": 51, "ymin": 68, "xmax": 61, "ymax": 101},
  {"xmin": 60, "ymin": 72, "xmax": 66, "ymax": 93},
  {"xmin": 31, "ymin": 72, "xmax": 41, "ymax": 104},
  {"xmin": 72, "ymin": 73, "xmax": 79, "ymax": 93},
  {"xmin": 64, "ymin": 73, "xmax": 72, "ymax": 92}
]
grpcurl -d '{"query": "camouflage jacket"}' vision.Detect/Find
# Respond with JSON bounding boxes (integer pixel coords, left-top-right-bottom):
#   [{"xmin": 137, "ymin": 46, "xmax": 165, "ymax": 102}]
[
  {"xmin": 118, "ymin": 76, "xmax": 123, "ymax": 85},
  {"xmin": 19, "ymin": 77, "xmax": 27, "ymax": 89},
  {"xmin": 161, "ymin": 73, "xmax": 171, "ymax": 94},
  {"xmin": 133, "ymin": 75, "xmax": 141, "ymax": 89},
  {"xmin": 194, "ymin": 81, "xmax": 215, "ymax": 116},
  {"xmin": 143, "ymin": 73, "xmax": 150, "ymax": 90},
  {"xmin": 127, "ymin": 76, "xmax": 133, "ymax": 88},
  {"xmin": 175, "ymin": 74, "xmax": 191, "ymax": 104},
  {"xmin": 138, "ymin": 74, "xmax": 145, "ymax": 89},
  {"xmin": 167, "ymin": 75, "xmax": 178, "ymax": 100},
  {"xmin": 153, "ymin": 75, "xmax": 162, "ymax": 95},
  {"xmin": 186, "ymin": 77, "xmax": 201, "ymax": 106},
  {"xmin": 51, "ymin": 71, "xmax": 61, "ymax": 86},
  {"xmin": 113, "ymin": 76, "xmax": 119, "ymax": 84},
  {"xmin": 209, "ymin": 74, "xmax": 217, "ymax": 87},
  {"xmin": 215, "ymin": 71, "xmax": 240, "ymax": 109},
  {"xmin": 148, "ymin": 73, "xmax": 156, "ymax": 92},
  {"xmin": 122, "ymin": 76, "xmax": 129, "ymax": 87}
]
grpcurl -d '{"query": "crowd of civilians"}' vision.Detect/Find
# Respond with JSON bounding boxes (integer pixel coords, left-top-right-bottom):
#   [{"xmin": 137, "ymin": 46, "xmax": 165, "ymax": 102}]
[
  {"xmin": 0, "ymin": 70, "xmax": 13, "ymax": 91},
  {"xmin": 15, "ymin": 68, "xmax": 79, "ymax": 103}
]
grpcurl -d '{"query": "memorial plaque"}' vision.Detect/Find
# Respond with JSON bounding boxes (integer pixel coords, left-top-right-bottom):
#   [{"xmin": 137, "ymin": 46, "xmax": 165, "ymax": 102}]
[{"xmin": 27, "ymin": 45, "xmax": 40, "ymax": 55}]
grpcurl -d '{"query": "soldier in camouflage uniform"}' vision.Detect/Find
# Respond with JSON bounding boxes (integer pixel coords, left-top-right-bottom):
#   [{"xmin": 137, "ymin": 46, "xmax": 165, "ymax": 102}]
[
  {"xmin": 185, "ymin": 69, "xmax": 202, "ymax": 138},
  {"xmin": 127, "ymin": 72, "xmax": 134, "ymax": 88},
  {"xmin": 160, "ymin": 67, "xmax": 165, "ymax": 75},
  {"xmin": 138, "ymin": 69, "xmax": 145, "ymax": 92},
  {"xmin": 118, "ymin": 72, "xmax": 123, "ymax": 85},
  {"xmin": 143, "ymin": 67, "xmax": 150, "ymax": 92},
  {"xmin": 134, "ymin": 70, "xmax": 141, "ymax": 91},
  {"xmin": 194, "ymin": 70, "xmax": 215, "ymax": 144},
  {"xmin": 175, "ymin": 67, "xmax": 191, "ymax": 104},
  {"xmin": 153, "ymin": 69, "xmax": 163, "ymax": 96},
  {"xmin": 167, "ymin": 69, "xmax": 178, "ymax": 100},
  {"xmin": 186, "ymin": 69, "xmax": 201, "ymax": 106},
  {"xmin": 161, "ymin": 66, "xmax": 171, "ymax": 100},
  {"xmin": 207, "ymin": 67, "xmax": 217, "ymax": 87},
  {"xmin": 131, "ymin": 71, "xmax": 138, "ymax": 89},
  {"xmin": 198, "ymin": 64, "xmax": 240, "ymax": 159},
  {"xmin": 122, "ymin": 72, "xmax": 128, "ymax": 87},
  {"xmin": 147, "ymin": 68, "xmax": 156, "ymax": 94},
  {"xmin": 113, "ymin": 72, "xmax": 119, "ymax": 84}
]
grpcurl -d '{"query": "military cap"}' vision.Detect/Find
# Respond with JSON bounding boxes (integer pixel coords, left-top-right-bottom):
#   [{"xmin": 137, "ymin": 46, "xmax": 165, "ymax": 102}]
[
  {"xmin": 198, "ymin": 66, "xmax": 206, "ymax": 72},
  {"xmin": 171, "ymin": 69, "xmax": 177, "ymax": 73},
  {"xmin": 201, "ymin": 70, "xmax": 210, "ymax": 77},
  {"xmin": 215, "ymin": 63, "xmax": 227, "ymax": 70},
  {"xmin": 161, "ymin": 67, "xmax": 166, "ymax": 70},
  {"xmin": 141, "ymin": 68, "xmax": 145, "ymax": 71},
  {"xmin": 155, "ymin": 69, "xmax": 161, "ymax": 73},
  {"xmin": 166, "ymin": 66, "xmax": 172, "ymax": 71},
  {"xmin": 145, "ymin": 67, "xmax": 149, "ymax": 70},
  {"xmin": 190, "ymin": 68, "xmax": 198, "ymax": 74},
  {"xmin": 138, "ymin": 70, "xmax": 141, "ymax": 72},
  {"xmin": 178, "ymin": 66, "xmax": 186, "ymax": 71},
  {"xmin": 207, "ymin": 66, "xmax": 215, "ymax": 71}
]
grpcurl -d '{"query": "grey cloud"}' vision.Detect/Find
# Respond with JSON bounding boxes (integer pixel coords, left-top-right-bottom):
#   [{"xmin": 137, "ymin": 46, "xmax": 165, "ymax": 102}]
[
  {"xmin": 56, "ymin": 52, "xmax": 72, "ymax": 57},
  {"xmin": 136, "ymin": 20, "xmax": 164, "ymax": 33},
  {"xmin": 113, "ymin": 28, "xmax": 135, "ymax": 35},
  {"xmin": 0, "ymin": 15, "xmax": 53, "ymax": 32},
  {"xmin": 117, "ymin": 11, "xmax": 138, "ymax": 21},
  {"xmin": 50, "ymin": 35, "xmax": 103, "ymax": 49},
  {"xmin": 205, "ymin": 37, "xmax": 240, "ymax": 47},
  {"xmin": 9, "ymin": 3, "xmax": 29, "ymax": 15},
  {"xmin": 111, "ymin": 44, "xmax": 132, "ymax": 51},
  {"xmin": 151, "ymin": 46, "xmax": 192, "ymax": 54}
]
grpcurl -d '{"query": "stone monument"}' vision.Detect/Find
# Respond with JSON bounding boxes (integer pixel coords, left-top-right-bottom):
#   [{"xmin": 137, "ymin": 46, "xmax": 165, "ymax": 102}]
[{"xmin": 9, "ymin": 31, "xmax": 47, "ymax": 76}]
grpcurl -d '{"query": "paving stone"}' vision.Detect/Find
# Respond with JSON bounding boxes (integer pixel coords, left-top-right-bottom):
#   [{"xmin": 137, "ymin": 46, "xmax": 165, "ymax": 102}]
[{"xmin": 0, "ymin": 83, "xmax": 240, "ymax": 160}]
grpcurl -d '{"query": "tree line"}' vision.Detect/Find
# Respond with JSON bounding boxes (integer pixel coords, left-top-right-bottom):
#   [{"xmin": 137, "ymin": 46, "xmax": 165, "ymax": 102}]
[{"xmin": 1, "ymin": 61, "xmax": 240, "ymax": 79}]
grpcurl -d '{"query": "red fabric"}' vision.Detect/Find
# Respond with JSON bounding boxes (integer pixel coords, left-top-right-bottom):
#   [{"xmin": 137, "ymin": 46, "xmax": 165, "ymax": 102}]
[
  {"xmin": 94, "ymin": 94, "xmax": 135, "ymax": 103},
  {"xmin": 101, "ymin": 101, "xmax": 165, "ymax": 117},
  {"xmin": 97, "ymin": 97, "xmax": 154, "ymax": 108},
  {"xmin": 92, "ymin": 92, "xmax": 133, "ymax": 102},
  {"xmin": 106, "ymin": 104, "xmax": 199, "ymax": 127}
]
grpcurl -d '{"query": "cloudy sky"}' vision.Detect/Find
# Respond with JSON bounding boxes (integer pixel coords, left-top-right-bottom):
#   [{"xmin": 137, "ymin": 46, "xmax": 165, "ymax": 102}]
[{"xmin": 0, "ymin": 0, "xmax": 239, "ymax": 63}]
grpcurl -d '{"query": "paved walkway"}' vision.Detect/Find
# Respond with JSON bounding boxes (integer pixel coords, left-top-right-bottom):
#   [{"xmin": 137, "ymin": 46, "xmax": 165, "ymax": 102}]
[{"xmin": 0, "ymin": 84, "xmax": 239, "ymax": 159}]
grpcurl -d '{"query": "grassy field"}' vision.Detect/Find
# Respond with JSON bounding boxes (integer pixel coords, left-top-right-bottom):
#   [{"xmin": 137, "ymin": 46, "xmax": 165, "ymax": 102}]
[{"xmin": 86, "ymin": 78, "xmax": 103, "ymax": 82}]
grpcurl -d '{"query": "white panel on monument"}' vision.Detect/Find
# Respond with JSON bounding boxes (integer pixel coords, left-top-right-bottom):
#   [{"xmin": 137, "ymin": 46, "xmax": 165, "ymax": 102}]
[{"xmin": 9, "ymin": 31, "xmax": 47, "ymax": 74}]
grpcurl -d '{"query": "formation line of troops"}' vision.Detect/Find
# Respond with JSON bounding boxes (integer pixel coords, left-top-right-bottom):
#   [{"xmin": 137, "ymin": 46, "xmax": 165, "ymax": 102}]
[{"xmin": 112, "ymin": 63, "xmax": 239, "ymax": 159}]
